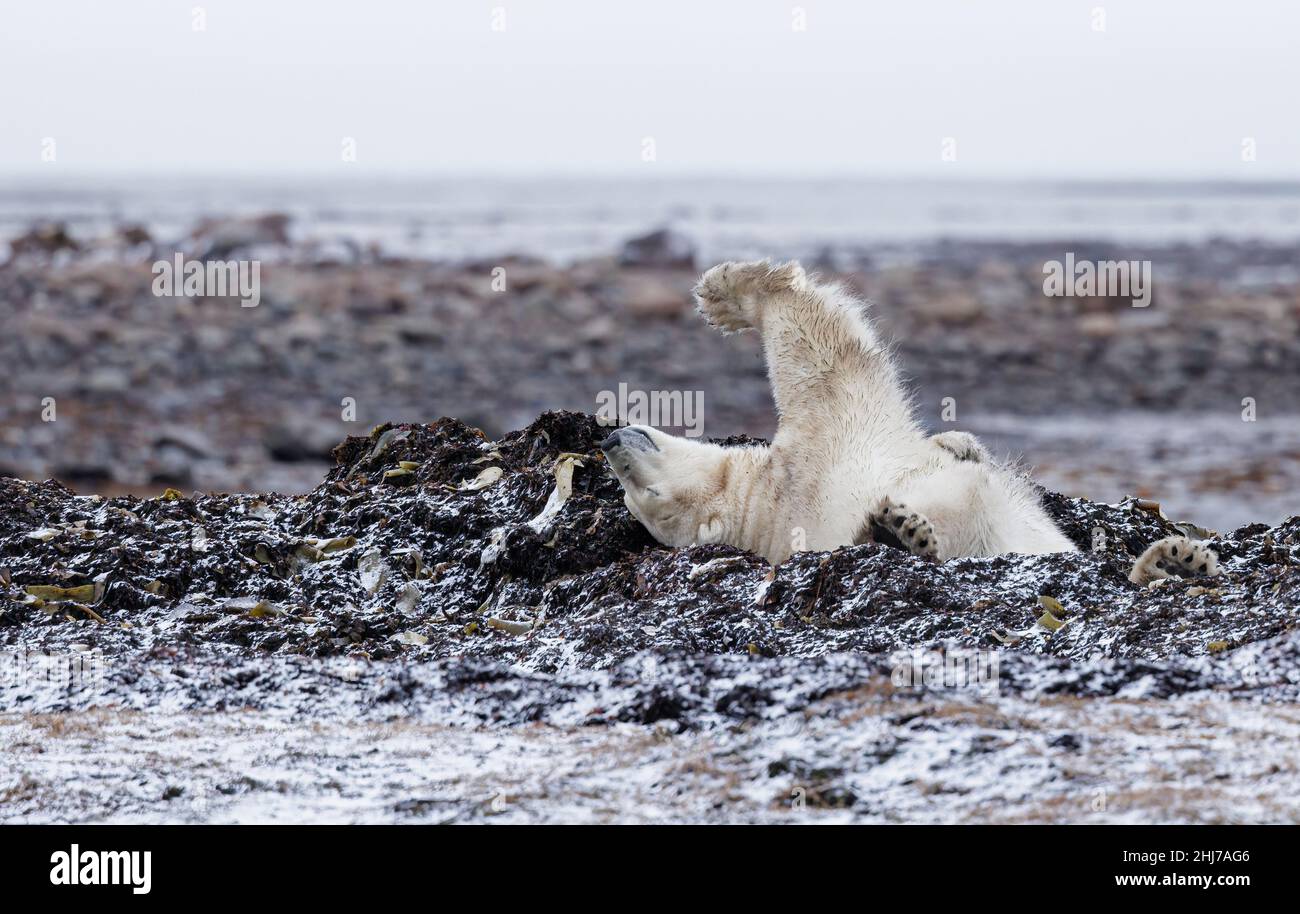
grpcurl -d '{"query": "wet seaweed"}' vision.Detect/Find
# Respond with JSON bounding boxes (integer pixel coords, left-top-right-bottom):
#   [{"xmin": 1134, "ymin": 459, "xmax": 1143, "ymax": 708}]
[{"xmin": 1, "ymin": 410, "xmax": 1296, "ymax": 717}]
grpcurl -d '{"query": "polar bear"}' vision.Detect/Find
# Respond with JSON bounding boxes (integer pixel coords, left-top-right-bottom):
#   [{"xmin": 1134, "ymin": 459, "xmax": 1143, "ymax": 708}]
[{"xmin": 601, "ymin": 260, "xmax": 1218, "ymax": 584}]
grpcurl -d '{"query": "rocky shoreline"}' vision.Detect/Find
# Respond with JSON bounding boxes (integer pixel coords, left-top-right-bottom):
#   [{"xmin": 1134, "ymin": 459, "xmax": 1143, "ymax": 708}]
[
  {"xmin": 3, "ymin": 412, "xmax": 1298, "ymax": 823},
  {"xmin": 3, "ymin": 221, "xmax": 1299, "ymax": 525}
]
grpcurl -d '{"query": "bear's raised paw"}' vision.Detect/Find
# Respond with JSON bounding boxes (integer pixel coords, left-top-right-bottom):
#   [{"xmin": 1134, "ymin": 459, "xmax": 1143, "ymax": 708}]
[{"xmin": 693, "ymin": 260, "xmax": 807, "ymax": 332}]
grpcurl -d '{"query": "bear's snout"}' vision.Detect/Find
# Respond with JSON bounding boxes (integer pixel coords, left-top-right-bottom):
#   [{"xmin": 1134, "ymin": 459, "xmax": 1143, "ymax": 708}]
[{"xmin": 600, "ymin": 427, "xmax": 658, "ymax": 454}]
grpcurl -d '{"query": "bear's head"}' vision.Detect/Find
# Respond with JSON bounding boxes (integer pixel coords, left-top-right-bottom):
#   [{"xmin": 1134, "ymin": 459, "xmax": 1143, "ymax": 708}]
[{"xmin": 600, "ymin": 425, "xmax": 751, "ymax": 549}]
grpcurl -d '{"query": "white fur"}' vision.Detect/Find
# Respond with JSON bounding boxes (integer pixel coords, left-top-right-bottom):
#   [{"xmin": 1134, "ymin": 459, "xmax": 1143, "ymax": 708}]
[{"xmin": 603, "ymin": 260, "xmax": 1080, "ymax": 565}]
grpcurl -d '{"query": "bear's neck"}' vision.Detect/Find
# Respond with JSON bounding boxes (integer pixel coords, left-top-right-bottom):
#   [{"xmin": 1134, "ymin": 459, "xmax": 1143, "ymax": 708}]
[{"xmin": 714, "ymin": 445, "xmax": 791, "ymax": 563}]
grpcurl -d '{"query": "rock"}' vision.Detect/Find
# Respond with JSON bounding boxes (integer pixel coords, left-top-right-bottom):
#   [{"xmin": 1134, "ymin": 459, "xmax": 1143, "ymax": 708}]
[
  {"xmin": 191, "ymin": 213, "xmax": 291, "ymax": 258},
  {"xmin": 921, "ymin": 292, "xmax": 983, "ymax": 324},
  {"xmin": 264, "ymin": 414, "xmax": 346, "ymax": 463},
  {"xmin": 7, "ymin": 222, "xmax": 79, "ymax": 259},
  {"xmin": 576, "ymin": 314, "xmax": 616, "ymax": 343},
  {"xmin": 117, "ymin": 224, "xmax": 152, "ymax": 247},
  {"xmin": 618, "ymin": 228, "xmax": 695, "ymax": 269},
  {"xmin": 1078, "ymin": 313, "xmax": 1118, "ymax": 338},
  {"xmin": 616, "ymin": 271, "xmax": 690, "ymax": 320},
  {"xmin": 152, "ymin": 427, "xmax": 214, "ymax": 459}
]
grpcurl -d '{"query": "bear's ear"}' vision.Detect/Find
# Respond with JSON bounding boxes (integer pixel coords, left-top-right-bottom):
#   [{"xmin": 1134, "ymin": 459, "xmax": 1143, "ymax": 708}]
[{"xmin": 696, "ymin": 516, "xmax": 726, "ymax": 545}]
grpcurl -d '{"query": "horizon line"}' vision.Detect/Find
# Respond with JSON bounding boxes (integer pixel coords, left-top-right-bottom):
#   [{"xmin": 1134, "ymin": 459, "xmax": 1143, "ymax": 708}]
[{"xmin": 4, "ymin": 168, "xmax": 1300, "ymax": 187}]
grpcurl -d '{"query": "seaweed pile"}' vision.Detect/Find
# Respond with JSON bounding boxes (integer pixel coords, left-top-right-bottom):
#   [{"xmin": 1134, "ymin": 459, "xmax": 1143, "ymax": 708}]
[
  {"xmin": 3, "ymin": 411, "xmax": 1299, "ymax": 822},
  {"xmin": 4, "ymin": 409, "xmax": 1298, "ymax": 691}
]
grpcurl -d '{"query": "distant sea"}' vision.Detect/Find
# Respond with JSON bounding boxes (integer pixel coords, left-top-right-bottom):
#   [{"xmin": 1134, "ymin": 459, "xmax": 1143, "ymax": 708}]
[{"xmin": 3, "ymin": 175, "xmax": 1300, "ymax": 263}]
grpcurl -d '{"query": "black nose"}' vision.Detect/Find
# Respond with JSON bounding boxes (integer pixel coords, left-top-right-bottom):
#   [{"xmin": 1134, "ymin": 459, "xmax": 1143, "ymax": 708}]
[{"xmin": 599, "ymin": 431, "xmax": 622, "ymax": 451}]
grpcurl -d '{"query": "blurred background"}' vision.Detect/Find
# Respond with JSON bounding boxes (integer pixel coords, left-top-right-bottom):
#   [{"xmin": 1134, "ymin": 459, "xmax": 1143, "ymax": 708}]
[{"xmin": 2, "ymin": 0, "xmax": 1298, "ymax": 530}]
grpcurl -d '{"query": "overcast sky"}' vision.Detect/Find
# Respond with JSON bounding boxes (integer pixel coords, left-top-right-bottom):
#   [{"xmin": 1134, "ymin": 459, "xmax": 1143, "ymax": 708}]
[{"xmin": 1, "ymin": 0, "xmax": 1296, "ymax": 178}]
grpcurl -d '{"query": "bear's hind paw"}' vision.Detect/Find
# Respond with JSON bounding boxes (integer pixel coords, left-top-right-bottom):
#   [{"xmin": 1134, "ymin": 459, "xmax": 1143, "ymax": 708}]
[
  {"xmin": 865, "ymin": 498, "xmax": 940, "ymax": 561},
  {"xmin": 1129, "ymin": 535, "xmax": 1219, "ymax": 586}
]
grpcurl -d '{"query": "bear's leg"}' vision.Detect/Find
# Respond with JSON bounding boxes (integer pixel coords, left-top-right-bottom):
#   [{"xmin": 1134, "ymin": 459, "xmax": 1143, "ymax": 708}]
[
  {"xmin": 694, "ymin": 260, "xmax": 913, "ymax": 445},
  {"xmin": 859, "ymin": 497, "xmax": 940, "ymax": 560},
  {"xmin": 1129, "ymin": 536, "xmax": 1220, "ymax": 585}
]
